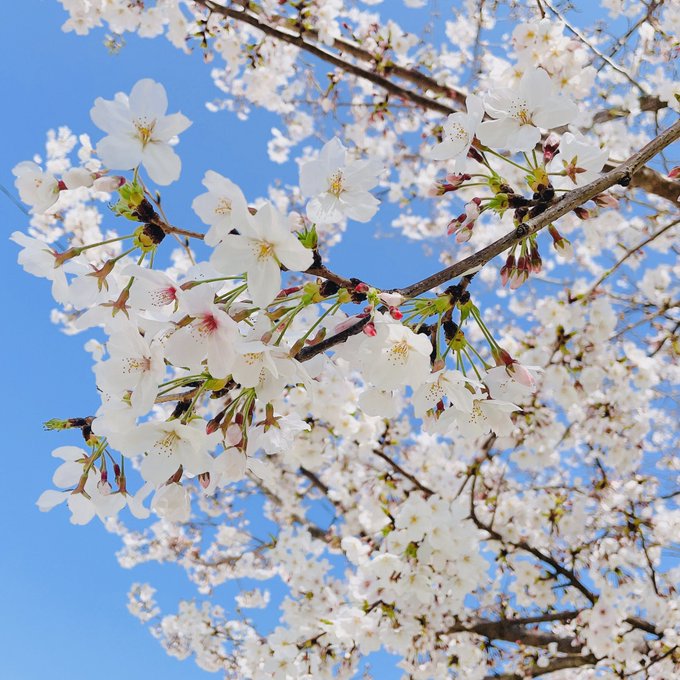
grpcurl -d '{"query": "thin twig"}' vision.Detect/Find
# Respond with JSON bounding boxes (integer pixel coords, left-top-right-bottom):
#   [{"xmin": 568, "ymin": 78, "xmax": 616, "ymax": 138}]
[
  {"xmin": 542, "ymin": 0, "xmax": 647, "ymax": 93},
  {"xmin": 583, "ymin": 217, "xmax": 680, "ymax": 298}
]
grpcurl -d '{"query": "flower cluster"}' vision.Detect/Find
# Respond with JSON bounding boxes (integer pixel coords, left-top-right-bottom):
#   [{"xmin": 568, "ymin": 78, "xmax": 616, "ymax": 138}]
[{"xmin": 13, "ymin": 2, "xmax": 680, "ymax": 678}]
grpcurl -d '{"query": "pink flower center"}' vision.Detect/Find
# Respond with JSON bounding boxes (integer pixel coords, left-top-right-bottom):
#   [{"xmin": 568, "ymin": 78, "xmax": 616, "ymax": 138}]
[{"xmin": 198, "ymin": 313, "xmax": 219, "ymax": 334}]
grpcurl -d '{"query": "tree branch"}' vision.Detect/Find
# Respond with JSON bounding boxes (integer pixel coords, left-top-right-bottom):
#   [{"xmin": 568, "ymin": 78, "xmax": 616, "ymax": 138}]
[
  {"xmin": 194, "ymin": 0, "xmax": 456, "ymax": 115},
  {"xmin": 484, "ymin": 653, "xmax": 598, "ymax": 679},
  {"xmin": 449, "ymin": 615, "xmax": 583, "ymax": 654},
  {"xmin": 192, "ymin": 0, "xmax": 673, "ymax": 205},
  {"xmin": 396, "ymin": 117, "xmax": 680, "ymax": 298},
  {"xmin": 294, "ymin": 315, "xmax": 369, "ymax": 362}
]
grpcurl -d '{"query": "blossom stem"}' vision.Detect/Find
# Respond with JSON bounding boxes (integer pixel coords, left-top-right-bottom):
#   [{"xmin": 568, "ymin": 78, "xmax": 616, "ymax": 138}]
[
  {"xmin": 484, "ymin": 148, "xmax": 532, "ymax": 172},
  {"xmin": 157, "ymin": 375, "xmax": 206, "ymax": 397},
  {"xmin": 466, "ymin": 339, "xmax": 493, "ymax": 370},
  {"xmin": 470, "ymin": 306, "xmax": 501, "ymax": 351},
  {"xmin": 455, "ymin": 350, "xmax": 466, "ymax": 376},
  {"xmin": 181, "ymin": 382, "xmax": 207, "ymax": 424},
  {"xmin": 216, "ymin": 283, "xmax": 249, "ymax": 307},
  {"xmin": 274, "ymin": 303, "xmax": 306, "ymax": 345},
  {"xmin": 77, "ymin": 234, "xmax": 135, "ymax": 252},
  {"xmin": 297, "ymin": 298, "xmax": 341, "ymax": 345},
  {"xmin": 463, "ymin": 347, "xmax": 484, "ymax": 380}
]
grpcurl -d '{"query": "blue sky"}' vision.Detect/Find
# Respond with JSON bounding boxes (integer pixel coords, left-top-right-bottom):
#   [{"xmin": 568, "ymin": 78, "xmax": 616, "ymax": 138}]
[{"xmin": 0, "ymin": 1, "xmax": 630, "ymax": 678}]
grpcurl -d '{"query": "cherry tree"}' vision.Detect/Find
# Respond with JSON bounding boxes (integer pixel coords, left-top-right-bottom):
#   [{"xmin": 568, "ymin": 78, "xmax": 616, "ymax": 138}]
[{"xmin": 12, "ymin": 0, "xmax": 680, "ymax": 677}]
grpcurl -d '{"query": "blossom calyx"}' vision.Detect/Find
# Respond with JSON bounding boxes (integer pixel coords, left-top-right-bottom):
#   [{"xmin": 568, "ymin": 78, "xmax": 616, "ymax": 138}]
[{"xmin": 133, "ymin": 222, "xmax": 166, "ymax": 251}]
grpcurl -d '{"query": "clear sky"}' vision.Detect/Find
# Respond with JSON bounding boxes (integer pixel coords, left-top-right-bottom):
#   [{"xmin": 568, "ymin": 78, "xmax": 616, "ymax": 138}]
[{"xmin": 0, "ymin": 1, "xmax": 612, "ymax": 679}]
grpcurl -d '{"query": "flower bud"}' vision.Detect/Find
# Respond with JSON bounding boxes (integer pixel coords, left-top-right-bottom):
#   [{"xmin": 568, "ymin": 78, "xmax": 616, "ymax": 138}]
[
  {"xmin": 554, "ymin": 237, "xmax": 573, "ymax": 259},
  {"xmin": 277, "ymin": 286, "xmax": 302, "ymax": 298},
  {"xmin": 448, "ymin": 198, "xmax": 481, "ymax": 241},
  {"xmin": 593, "ymin": 193, "xmax": 619, "ymax": 209},
  {"xmin": 508, "ymin": 362, "xmax": 536, "ymax": 389},
  {"xmin": 332, "ymin": 314, "xmax": 366, "ymax": 334},
  {"xmin": 509, "ymin": 268, "xmax": 528, "ymax": 289},
  {"xmin": 379, "ymin": 292, "xmax": 404, "ymax": 307},
  {"xmin": 500, "ymin": 254, "xmax": 516, "ymax": 287},
  {"xmin": 93, "ymin": 175, "xmax": 126, "ymax": 192},
  {"xmin": 363, "ymin": 322, "xmax": 377, "ymax": 337},
  {"xmin": 467, "ymin": 146, "xmax": 484, "ymax": 163},
  {"xmin": 543, "ymin": 133, "xmax": 560, "ymax": 163}
]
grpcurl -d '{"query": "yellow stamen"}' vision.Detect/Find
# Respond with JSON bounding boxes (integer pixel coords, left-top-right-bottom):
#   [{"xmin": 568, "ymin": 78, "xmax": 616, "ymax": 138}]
[{"xmin": 328, "ymin": 171, "xmax": 344, "ymax": 197}]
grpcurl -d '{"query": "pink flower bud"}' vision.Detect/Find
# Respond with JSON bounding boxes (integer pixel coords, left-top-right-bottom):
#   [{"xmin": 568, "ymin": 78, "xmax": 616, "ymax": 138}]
[
  {"xmin": 500, "ymin": 264, "xmax": 512, "ymax": 287},
  {"xmin": 543, "ymin": 133, "xmax": 560, "ymax": 163},
  {"xmin": 508, "ymin": 362, "xmax": 536, "ymax": 389},
  {"xmin": 379, "ymin": 292, "xmax": 404, "ymax": 307},
  {"xmin": 500, "ymin": 254, "xmax": 516, "ymax": 287},
  {"xmin": 277, "ymin": 286, "xmax": 302, "ymax": 298},
  {"xmin": 363, "ymin": 322, "xmax": 377, "ymax": 337},
  {"xmin": 93, "ymin": 175, "xmax": 126, "ymax": 192},
  {"xmin": 554, "ymin": 237, "xmax": 574, "ymax": 259},
  {"xmin": 354, "ymin": 282, "xmax": 369, "ymax": 294},
  {"xmin": 669, "ymin": 166, "xmax": 680, "ymax": 179},
  {"xmin": 448, "ymin": 199, "xmax": 481, "ymax": 240},
  {"xmin": 446, "ymin": 172, "xmax": 471, "ymax": 186},
  {"xmin": 593, "ymin": 193, "xmax": 619, "ymax": 209},
  {"xmin": 430, "ymin": 173, "xmax": 472, "ymax": 196},
  {"xmin": 574, "ymin": 206, "xmax": 590, "ymax": 220},
  {"xmin": 389, "ymin": 306, "xmax": 403, "ymax": 320},
  {"xmin": 509, "ymin": 269, "xmax": 528, "ymax": 289},
  {"xmin": 333, "ymin": 314, "xmax": 367, "ymax": 334}
]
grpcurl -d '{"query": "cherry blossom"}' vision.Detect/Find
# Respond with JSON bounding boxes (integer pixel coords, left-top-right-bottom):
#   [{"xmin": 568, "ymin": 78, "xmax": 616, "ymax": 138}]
[
  {"xmin": 10, "ymin": 232, "xmax": 71, "ymax": 302},
  {"xmin": 93, "ymin": 319, "xmax": 166, "ymax": 414},
  {"xmin": 477, "ymin": 67, "xmax": 578, "ymax": 152},
  {"xmin": 124, "ymin": 420, "xmax": 215, "ymax": 485},
  {"xmin": 427, "ymin": 94, "xmax": 484, "ymax": 168},
  {"xmin": 299, "ymin": 137, "xmax": 382, "ymax": 224},
  {"xmin": 361, "ymin": 320, "xmax": 433, "ymax": 391},
  {"xmin": 553, "ymin": 131, "xmax": 610, "ymax": 186},
  {"xmin": 191, "ymin": 171, "xmax": 250, "ymax": 247},
  {"xmin": 210, "ymin": 202, "xmax": 314, "ymax": 308},
  {"xmin": 90, "ymin": 78, "xmax": 191, "ymax": 185},
  {"xmin": 12, "ymin": 161, "xmax": 60, "ymax": 213},
  {"xmin": 412, "ymin": 369, "xmax": 478, "ymax": 417},
  {"xmin": 163, "ymin": 285, "xmax": 239, "ymax": 379}
]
